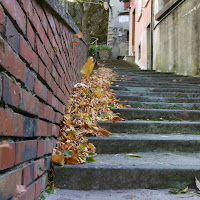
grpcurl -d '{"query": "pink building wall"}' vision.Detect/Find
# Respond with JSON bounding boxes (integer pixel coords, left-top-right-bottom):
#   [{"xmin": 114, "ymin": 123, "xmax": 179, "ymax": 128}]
[{"xmin": 129, "ymin": 0, "xmax": 151, "ymax": 69}]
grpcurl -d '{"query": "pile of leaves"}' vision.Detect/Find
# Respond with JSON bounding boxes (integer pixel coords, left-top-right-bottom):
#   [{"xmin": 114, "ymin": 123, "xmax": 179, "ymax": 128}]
[{"xmin": 51, "ymin": 67, "xmax": 126, "ymax": 166}]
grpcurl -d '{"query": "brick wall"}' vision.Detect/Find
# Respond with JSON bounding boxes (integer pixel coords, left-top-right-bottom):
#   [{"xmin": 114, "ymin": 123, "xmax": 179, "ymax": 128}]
[{"xmin": 0, "ymin": 0, "xmax": 87, "ymax": 199}]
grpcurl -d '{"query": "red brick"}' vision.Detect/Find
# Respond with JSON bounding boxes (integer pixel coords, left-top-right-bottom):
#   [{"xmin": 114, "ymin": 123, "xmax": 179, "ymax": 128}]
[
  {"xmin": 25, "ymin": 68, "xmax": 36, "ymax": 91},
  {"xmin": 45, "ymin": 68, "xmax": 54, "ymax": 89},
  {"xmin": 0, "ymin": 142, "xmax": 15, "ymax": 170},
  {"xmin": 55, "ymin": 112, "xmax": 63, "ymax": 124},
  {"xmin": 37, "ymin": 140, "xmax": 45, "ymax": 158},
  {"xmin": 35, "ymin": 119, "xmax": 48, "ymax": 137},
  {"xmin": 2, "ymin": 75, "xmax": 20, "ymax": 107},
  {"xmin": 15, "ymin": 140, "xmax": 37, "ymax": 165},
  {"xmin": 19, "ymin": 36, "xmax": 39, "ymax": 72},
  {"xmin": 38, "ymin": 59, "xmax": 46, "ymax": 80},
  {"xmin": 19, "ymin": 89, "xmax": 39, "ymax": 115},
  {"xmin": 0, "ymin": 108, "xmax": 23, "ymax": 137},
  {"xmin": 0, "ymin": 5, "xmax": 5, "ymax": 35},
  {"xmin": 1, "ymin": 0, "xmax": 26, "ymax": 34},
  {"xmin": 35, "ymin": 174, "xmax": 47, "ymax": 199},
  {"xmin": 0, "ymin": 169, "xmax": 22, "ymax": 200},
  {"xmin": 0, "ymin": 37, "xmax": 26, "ymax": 82},
  {"xmin": 38, "ymin": 102, "xmax": 45, "ymax": 119},
  {"xmin": 44, "ymin": 140, "xmax": 55, "ymax": 155},
  {"xmin": 34, "ymin": 79, "xmax": 47, "ymax": 101},
  {"xmin": 45, "ymin": 106, "xmax": 55, "ymax": 122},
  {"xmin": 26, "ymin": 20, "xmax": 35, "ymax": 48},
  {"xmin": 52, "ymin": 124, "xmax": 60, "ymax": 137},
  {"xmin": 23, "ymin": 116, "xmax": 36, "ymax": 137},
  {"xmin": 23, "ymin": 163, "xmax": 34, "ymax": 186},
  {"xmin": 47, "ymin": 90, "xmax": 53, "ymax": 106},
  {"xmin": 52, "ymin": 95, "xmax": 59, "ymax": 111},
  {"xmin": 34, "ymin": 158, "xmax": 45, "ymax": 179},
  {"xmin": 14, "ymin": 182, "xmax": 35, "ymax": 200}
]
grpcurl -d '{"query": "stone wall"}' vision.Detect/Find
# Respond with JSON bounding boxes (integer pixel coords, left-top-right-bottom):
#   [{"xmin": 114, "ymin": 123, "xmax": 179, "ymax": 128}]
[
  {"xmin": 0, "ymin": 0, "xmax": 87, "ymax": 199},
  {"xmin": 154, "ymin": 0, "xmax": 200, "ymax": 76}
]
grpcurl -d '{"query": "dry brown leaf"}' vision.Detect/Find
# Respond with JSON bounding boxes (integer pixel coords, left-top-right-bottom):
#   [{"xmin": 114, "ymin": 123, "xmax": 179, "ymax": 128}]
[
  {"xmin": 127, "ymin": 153, "xmax": 142, "ymax": 158},
  {"xmin": 0, "ymin": 141, "xmax": 10, "ymax": 148},
  {"xmin": 65, "ymin": 156, "xmax": 79, "ymax": 164},
  {"xmin": 14, "ymin": 185, "xmax": 27, "ymax": 196},
  {"xmin": 112, "ymin": 116, "xmax": 121, "ymax": 123},
  {"xmin": 71, "ymin": 40, "xmax": 78, "ymax": 45},
  {"xmin": 125, "ymin": 105, "xmax": 131, "ymax": 108},
  {"xmin": 75, "ymin": 32, "xmax": 83, "ymax": 38},
  {"xmin": 51, "ymin": 154, "xmax": 65, "ymax": 166},
  {"xmin": 195, "ymin": 176, "xmax": 200, "ymax": 190},
  {"xmin": 118, "ymin": 104, "xmax": 124, "ymax": 108}
]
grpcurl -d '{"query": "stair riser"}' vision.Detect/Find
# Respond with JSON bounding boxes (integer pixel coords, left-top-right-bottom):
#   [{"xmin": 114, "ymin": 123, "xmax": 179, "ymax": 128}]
[
  {"xmin": 89, "ymin": 139, "xmax": 200, "ymax": 154},
  {"xmin": 55, "ymin": 166, "xmax": 199, "ymax": 190},
  {"xmin": 116, "ymin": 95, "xmax": 200, "ymax": 103},
  {"xmin": 98, "ymin": 122, "xmax": 200, "ymax": 134},
  {"xmin": 117, "ymin": 101, "xmax": 200, "ymax": 110},
  {"xmin": 114, "ymin": 91, "xmax": 200, "ymax": 98},
  {"xmin": 111, "ymin": 108, "xmax": 200, "ymax": 121}
]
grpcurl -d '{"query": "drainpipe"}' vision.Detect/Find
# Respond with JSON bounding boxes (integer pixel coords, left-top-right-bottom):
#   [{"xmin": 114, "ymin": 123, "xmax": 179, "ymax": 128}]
[{"xmin": 150, "ymin": 0, "xmax": 154, "ymax": 71}]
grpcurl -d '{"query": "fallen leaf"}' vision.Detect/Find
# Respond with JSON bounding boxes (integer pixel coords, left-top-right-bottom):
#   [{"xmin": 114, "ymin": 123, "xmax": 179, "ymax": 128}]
[
  {"xmin": 118, "ymin": 104, "xmax": 124, "ymax": 108},
  {"xmin": 65, "ymin": 156, "xmax": 79, "ymax": 164},
  {"xmin": 51, "ymin": 154, "xmax": 64, "ymax": 166},
  {"xmin": 127, "ymin": 153, "xmax": 142, "ymax": 158},
  {"xmin": 0, "ymin": 141, "xmax": 10, "ymax": 148},
  {"xmin": 125, "ymin": 105, "xmax": 131, "ymax": 108},
  {"xmin": 14, "ymin": 185, "xmax": 27, "ymax": 196},
  {"xmin": 112, "ymin": 116, "xmax": 121, "ymax": 123},
  {"xmin": 75, "ymin": 32, "xmax": 83, "ymax": 38},
  {"xmin": 181, "ymin": 186, "xmax": 188, "ymax": 193},
  {"xmin": 195, "ymin": 176, "xmax": 200, "ymax": 190},
  {"xmin": 71, "ymin": 40, "xmax": 78, "ymax": 45}
]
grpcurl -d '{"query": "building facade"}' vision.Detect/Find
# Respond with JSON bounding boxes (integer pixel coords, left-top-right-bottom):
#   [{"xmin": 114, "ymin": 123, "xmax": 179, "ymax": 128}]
[
  {"xmin": 107, "ymin": 0, "xmax": 130, "ymax": 59},
  {"xmin": 127, "ymin": 0, "xmax": 200, "ymax": 76}
]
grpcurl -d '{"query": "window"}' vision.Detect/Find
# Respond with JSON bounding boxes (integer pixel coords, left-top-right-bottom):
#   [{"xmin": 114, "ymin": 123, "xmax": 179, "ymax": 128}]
[{"xmin": 138, "ymin": 43, "xmax": 141, "ymax": 60}]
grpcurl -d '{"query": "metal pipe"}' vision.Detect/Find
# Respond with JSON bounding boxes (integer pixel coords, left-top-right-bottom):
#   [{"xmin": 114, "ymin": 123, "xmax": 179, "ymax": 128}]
[{"xmin": 150, "ymin": 0, "xmax": 154, "ymax": 71}]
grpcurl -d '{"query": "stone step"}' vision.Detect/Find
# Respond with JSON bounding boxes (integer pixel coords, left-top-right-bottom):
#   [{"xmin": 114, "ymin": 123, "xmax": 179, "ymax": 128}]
[
  {"xmin": 54, "ymin": 152, "xmax": 200, "ymax": 190},
  {"xmin": 114, "ymin": 91, "xmax": 200, "ymax": 98},
  {"xmin": 98, "ymin": 121, "xmax": 200, "ymax": 134},
  {"xmin": 111, "ymin": 86, "xmax": 200, "ymax": 93},
  {"xmin": 117, "ymin": 101, "xmax": 200, "ymax": 110},
  {"xmin": 113, "ymin": 81, "xmax": 200, "ymax": 87},
  {"xmin": 111, "ymin": 108, "xmax": 200, "ymax": 121},
  {"xmin": 88, "ymin": 134, "xmax": 200, "ymax": 154},
  {"xmin": 116, "ymin": 95, "xmax": 200, "ymax": 103}
]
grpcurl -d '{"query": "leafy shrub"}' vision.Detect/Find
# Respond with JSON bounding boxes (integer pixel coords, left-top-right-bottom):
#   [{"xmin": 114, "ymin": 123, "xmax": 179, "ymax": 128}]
[{"xmin": 89, "ymin": 45, "xmax": 112, "ymax": 57}]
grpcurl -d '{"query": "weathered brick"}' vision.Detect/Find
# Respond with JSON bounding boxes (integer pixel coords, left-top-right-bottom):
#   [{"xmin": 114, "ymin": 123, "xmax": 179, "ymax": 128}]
[
  {"xmin": 19, "ymin": 89, "xmax": 39, "ymax": 115},
  {"xmin": 47, "ymin": 90, "xmax": 53, "ymax": 106},
  {"xmin": 14, "ymin": 182, "xmax": 35, "ymax": 200},
  {"xmin": 52, "ymin": 124, "xmax": 60, "ymax": 137},
  {"xmin": 0, "ymin": 108, "xmax": 23, "ymax": 137},
  {"xmin": 25, "ymin": 68, "xmax": 36, "ymax": 91},
  {"xmin": 44, "ymin": 140, "xmax": 55, "ymax": 155},
  {"xmin": 26, "ymin": 20, "xmax": 35, "ymax": 48},
  {"xmin": 35, "ymin": 174, "xmax": 48, "ymax": 199},
  {"xmin": 34, "ymin": 79, "xmax": 47, "ymax": 101},
  {"xmin": 2, "ymin": 75, "xmax": 20, "ymax": 107},
  {"xmin": 0, "ymin": 142, "xmax": 15, "ymax": 170},
  {"xmin": 0, "ymin": 169, "xmax": 22, "ymax": 200},
  {"xmin": 55, "ymin": 112, "xmax": 63, "ymax": 124},
  {"xmin": 15, "ymin": 140, "xmax": 37, "ymax": 165},
  {"xmin": 5, "ymin": 17, "xmax": 20, "ymax": 53},
  {"xmin": 19, "ymin": 36, "xmax": 39, "ymax": 72},
  {"xmin": 37, "ymin": 140, "xmax": 45, "ymax": 158},
  {"xmin": 0, "ymin": 37, "xmax": 26, "ymax": 83},
  {"xmin": 38, "ymin": 59, "xmax": 46, "ymax": 80},
  {"xmin": 23, "ymin": 163, "xmax": 34, "ymax": 186},
  {"xmin": 34, "ymin": 158, "xmax": 45, "ymax": 179},
  {"xmin": 45, "ymin": 106, "xmax": 55, "ymax": 122},
  {"xmin": 35, "ymin": 119, "xmax": 48, "ymax": 137},
  {"xmin": 0, "ymin": 5, "xmax": 6, "ymax": 35},
  {"xmin": 23, "ymin": 116, "xmax": 35, "ymax": 137},
  {"xmin": 1, "ymin": 0, "xmax": 26, "ymax": 34}
]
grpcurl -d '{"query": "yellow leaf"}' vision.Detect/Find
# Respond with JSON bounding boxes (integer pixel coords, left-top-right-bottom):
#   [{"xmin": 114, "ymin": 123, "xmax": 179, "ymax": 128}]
[
  {"xmin": 51, "ymin": 154, "xmax": 65, "ymax": 166},
  {"xmin": 118, "ymin": 104, "xmax": 124, "ymax": 108},
  {"xmin": 127, "ymin": 153, "xmax": 142, "ymax": 158},
  {"xmin": 80, "ymin": 57, "xmax": 95, "ymax": 77},
  {"xmin": 79, "ymin": 101, "xmax": 85, "ymax": 106},
  {"xmin": 125, "ymin": 105, "xmax": 131, "ymax": 108},
  {"xmin": 94, "ymin": 91, "xmax": 103, "ymax": 97}
]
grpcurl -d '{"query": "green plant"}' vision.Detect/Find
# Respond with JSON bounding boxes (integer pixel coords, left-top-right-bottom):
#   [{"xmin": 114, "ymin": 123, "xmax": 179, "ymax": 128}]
[
  {"xmin": 89, "ymin": 45, "xmax": 96, "ymax": 56},
  {"xmin": 98, "ymin": 44, "xmax": 112, "ymax": 51}
]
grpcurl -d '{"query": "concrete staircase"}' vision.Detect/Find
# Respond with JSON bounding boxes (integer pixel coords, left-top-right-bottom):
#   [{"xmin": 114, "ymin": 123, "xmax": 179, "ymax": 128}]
[{"xmin": 54, "ymin": 66, "xmax": 200, "ymax": 190}]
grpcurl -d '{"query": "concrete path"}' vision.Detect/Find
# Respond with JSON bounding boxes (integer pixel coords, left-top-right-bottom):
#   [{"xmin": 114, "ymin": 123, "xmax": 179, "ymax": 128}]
[{"xmin": 43, "ymin": 189, "xmax": 200, "ymax": 200}]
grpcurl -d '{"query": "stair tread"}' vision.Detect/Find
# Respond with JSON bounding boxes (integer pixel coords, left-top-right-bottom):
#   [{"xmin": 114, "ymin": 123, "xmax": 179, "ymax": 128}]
[
  {"xmin": 57, "ymin": 152, "xmax": 200, "ymax": 169},
  {"xmin": 88, "ymin": 133, "xmax": 200, "ymax": 141}
]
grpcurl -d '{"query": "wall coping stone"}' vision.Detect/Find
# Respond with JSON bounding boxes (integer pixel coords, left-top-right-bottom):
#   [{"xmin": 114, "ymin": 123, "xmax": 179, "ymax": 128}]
[
  {"xmin": 155, "ymin": 0, "xmax": 185, "ymax": 21},
  {"xmin": 40, "ymin": 0, "xmax": 87, "ymax": 44}
]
